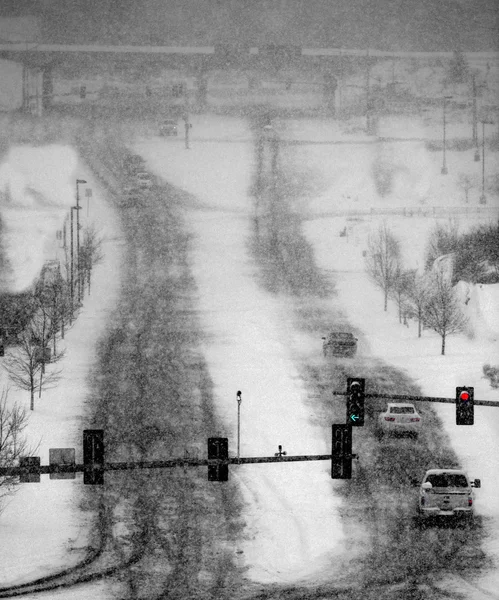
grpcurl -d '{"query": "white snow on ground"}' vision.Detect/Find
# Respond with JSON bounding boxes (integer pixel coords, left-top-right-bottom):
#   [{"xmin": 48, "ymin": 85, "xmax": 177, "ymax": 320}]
[
  {"xmin": 0, "ymin": 146, "xmax": 123, "ymax": 596},
  {"xmin": 137, "ymin": 111, "xmax": 499, "ymax": 591},
  {"xmin": 0, "ymin": 145, "xmax": 80, "ymax": 292}
]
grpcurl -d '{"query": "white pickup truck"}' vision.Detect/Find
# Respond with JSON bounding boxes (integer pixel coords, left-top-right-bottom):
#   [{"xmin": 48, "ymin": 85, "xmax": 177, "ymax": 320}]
[{"xmin": 418, "ymin": 468, "xmax": 480, "ymax": 521}]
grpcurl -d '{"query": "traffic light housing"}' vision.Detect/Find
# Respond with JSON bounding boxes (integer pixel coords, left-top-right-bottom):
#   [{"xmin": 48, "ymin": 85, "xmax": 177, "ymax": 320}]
[
  {"xmin": 83, "ymin": 429, "xmax": 104, "ymax": 485},
  {"xmin": 331, "ymin": 424, "xmax": 352, "ymax": 479},
  {"xmin": 207, "ymin": 437, "xmax": 229, "ymax": 481},
  {"xmin": 346, "ymin": 377, "xmax": 365, "ymax": 426},
  {"xmin": 456, "ymin": 387, "xmax": 474, "ymax": 425}
]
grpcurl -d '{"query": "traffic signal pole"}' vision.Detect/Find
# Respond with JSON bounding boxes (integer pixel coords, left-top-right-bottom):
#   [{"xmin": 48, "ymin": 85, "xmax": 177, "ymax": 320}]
[
  {"xmin": 0, "ymin": 453, "xmax": 340, "ymax": 479},
  {"xmin": 331, "ymin": 390, "xmax": 499, "ymax": 408}
]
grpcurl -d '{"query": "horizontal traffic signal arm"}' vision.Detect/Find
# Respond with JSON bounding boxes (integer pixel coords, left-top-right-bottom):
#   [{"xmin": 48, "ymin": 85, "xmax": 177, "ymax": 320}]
[
  {"xmin": 331, "ymin": 391, "xmax": 499, "ymax": 408},
  {"xmin": 0, "ymin": 454, "xmax": 354, "ymax": 477}
]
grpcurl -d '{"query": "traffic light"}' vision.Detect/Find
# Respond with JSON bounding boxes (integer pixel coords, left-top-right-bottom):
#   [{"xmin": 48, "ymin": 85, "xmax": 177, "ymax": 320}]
[
  {"xmin": 331, "ymin": 424, "xmax": 352, "ymax": 479},
  {"xmin": 207, "ymin": 437, "xmax": 229, "ymax": 482},
  {"xmin": 456, "ymin": 387, "xmax": 474, "ymax": 425},
  {"xmin": 19, "ymin": 456, "xmax": 40, "ymax": 483},
  {"xmin": 346, "ymin": 377, "xmax": 365, "ymax": 426},
  {"xmin": 80, "ymin": 85, "xmax": 86, "ymax": 99},
  {"xmin": 83, "ymin": 429, "xmax": 104, "ymax": 485}
]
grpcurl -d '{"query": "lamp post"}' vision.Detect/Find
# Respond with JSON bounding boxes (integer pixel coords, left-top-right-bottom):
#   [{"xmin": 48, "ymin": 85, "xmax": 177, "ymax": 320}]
[
  {"xmin": 236, "ymin": 390, "xmax": 242, "ymax": 463},
  {"xmin": 76, "ymin": 179, "xmax": 87, "ymax": 302},
  {"xmin": 480, "ymin": 120, "xmax": 494, "ymax": 204},
  {"xmin": 472, "ymin": 75, "xmax": 480, "ymax": 162},
  {"xmin": 441, "ymin": 95, "xmax": 453, "ymax": 175},
  {"xmin": 70, "ymin": 206, "xmax": 76, "ymax": 321}
]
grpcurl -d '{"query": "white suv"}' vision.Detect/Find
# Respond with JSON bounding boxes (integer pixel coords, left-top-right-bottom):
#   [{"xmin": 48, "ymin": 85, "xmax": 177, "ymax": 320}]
[{"xmin": 418, "ymin": 469, "xmax": 480, "ymax": 521}]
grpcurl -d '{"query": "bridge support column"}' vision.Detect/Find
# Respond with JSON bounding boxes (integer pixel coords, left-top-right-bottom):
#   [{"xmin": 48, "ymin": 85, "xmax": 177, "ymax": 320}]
[{"xmin": 42, "ymin": 67, "xmax": 53, "ymax": 110}]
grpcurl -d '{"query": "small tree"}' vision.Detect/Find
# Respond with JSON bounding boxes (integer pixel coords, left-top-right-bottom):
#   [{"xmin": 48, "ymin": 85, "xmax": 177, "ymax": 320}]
[
  {"xmin": 405, "ymin": 273, "xmax": 430, "ymax": 338},
  {"xmin": 3, "ymin": 328, "xmax": 63, "ymax": 411},
  {"xmin": 79, "ymin": 225, "xmax": 104, "ymax": 295},
  {"xmin": 390, "ymin": 267, "xmax": 415, "ymax": 324},
  {"xmin": 425, "ymin": 221, "xmax": 459, "ymax": 270},
  {"xmin": 424, "ymin": 269, "xmax": 467, "ymax": 355},
  {"xmin": 0, "ymin": 388, "xmax": 34, "ymax": 511},
  {"xmin": 458, "ymin": 173, "xmax": 476, "ymax": 204},
  {"xmin": 365, "ymin": 223, "xmax": 401, "ymax": 311}
]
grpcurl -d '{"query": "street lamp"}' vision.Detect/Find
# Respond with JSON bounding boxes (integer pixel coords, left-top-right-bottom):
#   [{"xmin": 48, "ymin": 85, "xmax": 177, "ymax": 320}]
[
  {"xmin": 480, "ymin": 120, "xmax": 494, "ymax": 204},
  {"xmin": 236, "ymin": 390, "xmax": 242, "ymax": 463},
  {"xmin": 441, "ymin": 95, "xmax": 453, "ymax": 175},
  {"xmin": 76, "ymin": 179, "xmax": 87, "ymax": 301},
  {"xmin": 69, "ymin": 206, "xmax": 80, "ymax": 321}
]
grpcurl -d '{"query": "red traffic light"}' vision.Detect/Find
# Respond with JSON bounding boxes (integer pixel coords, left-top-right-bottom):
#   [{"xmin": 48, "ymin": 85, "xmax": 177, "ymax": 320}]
[{"xmin": 459, "ymin": 391, "xmax": 470, "ymax": 402}]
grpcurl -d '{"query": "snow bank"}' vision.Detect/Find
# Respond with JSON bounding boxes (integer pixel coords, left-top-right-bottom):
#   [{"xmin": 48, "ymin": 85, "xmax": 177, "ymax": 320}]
[
  {"xmin": 0, "ymin": 145, "xmax": 79, "ymax": 292},
  {"xmin": 0, "ymin": 145, "xmax": 123, "ymax": 590},
  {"xmin": 456, "ymin": 281, "xmax": 499, "ymax": 342}
]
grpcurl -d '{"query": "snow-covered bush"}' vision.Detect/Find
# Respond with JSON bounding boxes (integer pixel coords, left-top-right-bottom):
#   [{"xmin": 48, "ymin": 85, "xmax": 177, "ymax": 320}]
[{"xmin": 483, "ymin": 364, "xmax": 499, "ymax": 389}]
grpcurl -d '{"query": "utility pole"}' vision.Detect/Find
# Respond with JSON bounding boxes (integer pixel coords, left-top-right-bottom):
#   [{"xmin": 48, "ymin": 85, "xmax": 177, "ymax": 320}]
[
  {"xmin": 441, "ymin": 96, "xmax": 452, "ymax": 175},
  {"xmin": 76, "ymin": 180, "xmax": 86, "ymax": 302},
  {"xmin": 237, "ymin": 391, "xmax": 242, "ymax": 463},
  {"xmin": 70, "ymin": 206, "xmax": 74, "ymax": 321},
  {"xmin": 472, "ymin": 74, "xmax": 479, "ymax": 161},
  {"xmin": 365, "ymin": 50, "xmax": 371, "ymax": 133}
]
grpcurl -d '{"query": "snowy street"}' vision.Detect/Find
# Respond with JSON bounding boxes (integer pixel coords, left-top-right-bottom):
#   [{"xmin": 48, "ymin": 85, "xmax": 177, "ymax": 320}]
[{"xmin": 0, "ymin": 106, "xmax": 498, "ymax": 599}]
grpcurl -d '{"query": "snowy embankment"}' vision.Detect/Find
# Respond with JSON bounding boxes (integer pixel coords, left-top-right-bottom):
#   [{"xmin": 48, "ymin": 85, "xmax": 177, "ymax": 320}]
[{"xmin": 0, "ymin": 145, "xmax": 123, "ymax": 588}]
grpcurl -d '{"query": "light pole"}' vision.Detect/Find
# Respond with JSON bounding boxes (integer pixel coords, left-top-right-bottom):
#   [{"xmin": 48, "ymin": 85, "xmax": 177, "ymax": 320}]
[
  {"xmin": 480, "ymin": 120, "xmax": 494, "ymax": 204},
  {"xmin": 76, "ymin": 179, "xmax": 87, "ymax": 302},
  {"xmin": 441, "ymin": 95, "xmax": 453, "ymax": 175},
  {"xmin": 70, "ymin": 206, "xmax": 76, "ymax": 321},
  {"xmin": 472, "ymin": 74, "xmax": 480, "ymax": 162},
  {"xmin": 236, "ymin": 390, "xmax": 242, "ymax": 463}
]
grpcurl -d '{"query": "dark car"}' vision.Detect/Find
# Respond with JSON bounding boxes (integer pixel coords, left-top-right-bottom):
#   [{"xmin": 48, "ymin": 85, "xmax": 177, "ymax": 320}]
[
  {"xmin": 123, "ymin": 154, "xmax": 145, "ymax": 175},
  {"xmin": 159, "ymin": 119, "xmax": 178, "ymax": 136},
  {"xmin": 322, "ymin": 332, "xmax": 358, "ymax": 357}
]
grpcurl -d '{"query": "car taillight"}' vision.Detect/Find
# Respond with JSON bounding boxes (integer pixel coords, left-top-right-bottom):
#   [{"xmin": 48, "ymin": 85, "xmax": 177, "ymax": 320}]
[
  {"xmin": 468, "ymin": 497, "xmax": 473, "ymax": 507},
  {"xmin": 384, "ymin": 417, "xmax": 396, "ymax": 422},
  {"xmin": 410, "ymin": 418, "xmax": 420, "ymax": 422}
]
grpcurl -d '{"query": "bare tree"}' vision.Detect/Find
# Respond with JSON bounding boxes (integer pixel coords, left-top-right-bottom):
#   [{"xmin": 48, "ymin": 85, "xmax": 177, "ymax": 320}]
[
  {"xmin": 79, "ymin": 225, "xmax": 104, "ymax": 295},
  {"xmin": 405, "ymin": 273, "xmax": 430, "ymax": 338},
  {"xmin": 458, "ymin": 173, "xmax": 476, "ymax": 204},
  {"xmin": 0, "ymin": 388, "xmax": 34, "ymax": 511},
  {"xmin": 390, "ymin": 267, "xmax": 415, "ymax": 324},
  {"xmin": 424, "ymin": 269, "xmax": 467, "ymax": 355},
  {"xmin": 365, "ymin": 223, "xmax": 401, "ymax": 311},
  {"xmin": 3, "ymin": 328, "xmax": 63, "ymax": 411},
  {"xmin": 425, "ymin": 220, "xmax": 459, "ymax": 270},
  {"xmin": 0, "ymin": 388, "xmax": 35, "ymax": 510}
]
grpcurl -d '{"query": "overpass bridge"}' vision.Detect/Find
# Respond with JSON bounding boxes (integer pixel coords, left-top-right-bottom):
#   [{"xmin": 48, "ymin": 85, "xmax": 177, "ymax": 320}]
[
  {"xmin": 1, "ymin": 42, "xmax": 498, "ymax": 68},
  {"xmin": 1, "ymin": 42, "xmax": 496, "ymax": 114}
]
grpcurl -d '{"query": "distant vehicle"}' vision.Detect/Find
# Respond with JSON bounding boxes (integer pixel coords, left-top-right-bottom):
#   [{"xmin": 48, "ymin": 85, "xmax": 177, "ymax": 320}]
[
  {"xmin": 122, "ymin": 185, "xmax": 140, "ymax": 202},
  {"xmin": 262, "ymin": 124, "xmax": 278, "ymax": 139},
  {"xmin": 322, "ymin": 332, "xmax": 358, "ymax": 357},
  {"xmin": 159, "ymin": 119, "xmax": 178, "ymax": 136},
  {"xmin": 135, "ymin": 172, "xmax": 153, "ymax": 189},
  {"xmin": 123, "ymin": 154, "xmax": 145, "ymax": 175},
  {"xmin": 378, "ymin": 403, "xmax": 422, "ymax": 438},
  {"xmin": 418, "ymin": 469, "xmax": 480, "ymax": 521}
]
